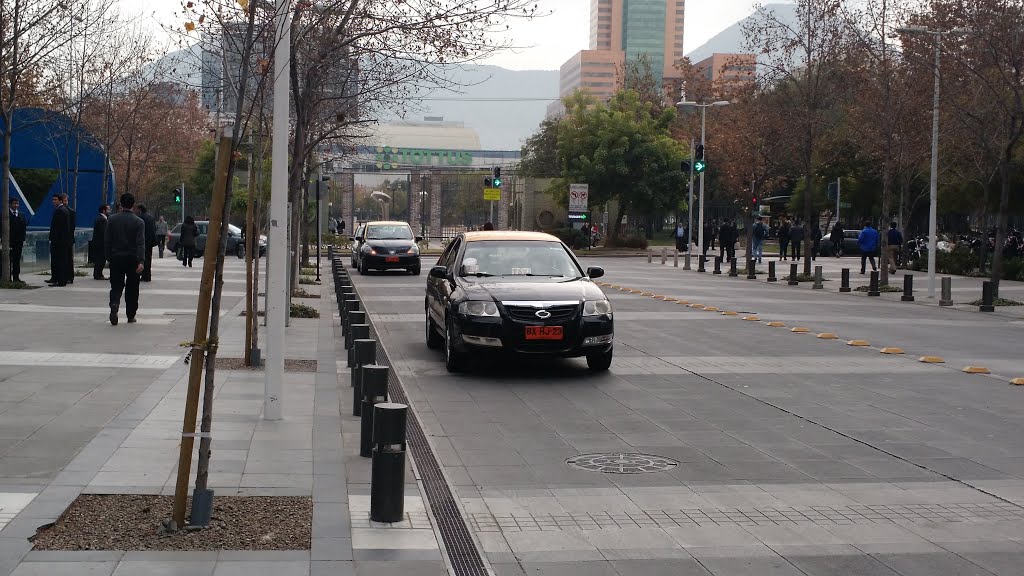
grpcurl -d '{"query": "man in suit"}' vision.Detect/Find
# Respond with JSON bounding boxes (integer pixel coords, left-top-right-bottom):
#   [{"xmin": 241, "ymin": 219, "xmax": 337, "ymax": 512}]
[
  {"xmin": 106, "ymin": 193, "xmax": 146, "ymax": 325},
  {"xmin": 92, "ymin": 204, "xmax": 110, "ymax": 280},
  {"xmin": 133, "ymin": 204, "xmax": 157, "ymax": 282},
  {"xmin": 61, "ymin": 193, "xmax": 77, "ymax": 284},
  {"xmin": 48, "ymin": 194, "xmax": 71, "ymax": 286},
  {"xmin": 4, "ymin": 198, "xmax": 28, "ymax": 283}
]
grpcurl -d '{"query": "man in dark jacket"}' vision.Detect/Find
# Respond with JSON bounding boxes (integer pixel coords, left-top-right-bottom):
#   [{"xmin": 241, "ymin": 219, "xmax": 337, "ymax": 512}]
[
  {"xmin": 48, "ymin": 195, "xmax": 71, "ymax": 286},
  {"xmin": 133, "ymin": 204, "xmax": 157, "ymax": 282},
  {"xmin": 830, "ymin": 222, "xmax": 844, "ymax": 257},
  {"xmin": 92, "ymin": 204, "xmax": 110, "ymax": 280},
  {"xmin": 4, "ymin": 198, "xmax": 28, "ymax": 283},
  {"xmin": 789, "ymin": 219, "xmax": 805, "ymax": 261},
  {"xmin": 106, "ymin": 193, "xmax": 146, "ymax": 325}
]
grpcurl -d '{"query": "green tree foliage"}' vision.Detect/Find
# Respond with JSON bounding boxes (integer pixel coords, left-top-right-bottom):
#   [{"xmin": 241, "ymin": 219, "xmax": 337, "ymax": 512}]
[
  {"xmin": 555, "ymin": 90, "xmax": 686, "ymax": 244},
  {"xmin": 519, "ymin": 118, "xmax": 560, "ymax": 178}
]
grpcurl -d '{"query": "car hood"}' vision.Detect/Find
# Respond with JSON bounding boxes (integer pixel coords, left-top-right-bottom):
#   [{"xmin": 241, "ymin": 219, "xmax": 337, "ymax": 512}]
[
  {"xmin": 459, "ymin": 277, "xmax": 605, "ymax": 303},
  {"xmin": 366, "ymin": 239, "xmax": 414, "ymax": 250}
]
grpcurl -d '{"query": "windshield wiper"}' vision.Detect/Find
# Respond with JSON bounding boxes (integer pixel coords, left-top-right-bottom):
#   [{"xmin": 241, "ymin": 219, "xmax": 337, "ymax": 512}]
[
  {"xmin": 461, "ymin": 272, "xmax": 495, "ymax": 277},
  {"xmin": 502, "ymin": 273, "xmax": 564, "ymax": 277}
]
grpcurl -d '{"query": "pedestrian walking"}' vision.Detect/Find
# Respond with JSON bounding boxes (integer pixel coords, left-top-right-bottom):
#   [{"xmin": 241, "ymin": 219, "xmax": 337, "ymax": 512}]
[
  {"xmin": 789, "ymin": 219, "xmax": 805, "ymax": 261},
  {"xmin": 155, "ymin": 216, "xmax": 168, "ymax": 258},
  {"xmin": 720, "ymin": 220, "xmax": 737, "ymax": 262},
  {"xmin": 48, "ymin": 194, "xmax": 71, "ymax": 286},
  {"xmin": 673, "ymin": 222, "xmax": 686, "ymax": 252},
  {"xmin": 91, "ymin": 204, "xmax": 110, "ymax": 280},
  {"xmin": 752, "ymin": 216, "xmax": 768, "ymax": 263},
  {"xmin": 702, "ymin": 221, "xmax": 715, "ymax": 260},
  {"xmin": 886, "ymin": 222, "xmax": 903, "ymax": 274},
  {"xmin": 858, "ymin": 220, "xmax": 880, "ymax": 274},
  {"xmin": 778, "ymin": 219, "xmax": 791, "ymax": 261},
  {"xmin": 105, "ymin": 193, "xmax": 145, "ymax": 325},
  {"xmin": 3, "ymin": 198, "xmax": 27, "ymax": 283},
  {"xmin": 179, "ymin": 215, "xmax": 199, "ymax": 267},
  {"xmin": 339, "ymin": 218, "xmax": 346, "ymax": 235},
  {"xmin": 61, "ymin": 194, "xmax": 76, "ymax": 284},
  {"xmin": 718, "ymin": 220, "xmax": 730, "ymax": 261},
  {"xmin": 811, "ymin": 223, "xmax": 823, "ymax": 260},
  {"xmin": 133, "ymin": 204, "xmax": 157, "ymax": 282},
  {"xmin": 830, "ymin": 222, "xmax": 844, "ymax": 257}
]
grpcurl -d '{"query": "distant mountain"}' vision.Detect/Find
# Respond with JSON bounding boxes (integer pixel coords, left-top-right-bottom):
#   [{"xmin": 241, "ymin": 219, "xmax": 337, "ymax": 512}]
[{"xmin": 686, "ymin": 3, "xmax": 798, "ymax": 62}]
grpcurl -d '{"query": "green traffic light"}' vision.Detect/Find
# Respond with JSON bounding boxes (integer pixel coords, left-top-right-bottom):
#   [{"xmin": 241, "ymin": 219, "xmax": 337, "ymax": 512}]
[
  {"xmin": 493, "ymin": 178, "xmax": 502, "ymax": 187},
  {"xmin": 693, "ymin": 160, "xmax": 707, "ymax": 174}
]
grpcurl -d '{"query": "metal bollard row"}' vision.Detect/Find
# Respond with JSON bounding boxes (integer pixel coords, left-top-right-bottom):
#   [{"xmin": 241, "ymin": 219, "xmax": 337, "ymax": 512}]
[
  {"xmin": 813, "ymin": 266, "xmax": 823, "ymax": 290},
  {"xmin": 713, "ymin": 257, "xmax": 722, "ymax": 275},
  {"xmin": 902, "ymin": 275, "xmax": 915, "ymax": 302},
  {"xmin": 939, "ymin": 277, "xmax": 953, "ymax": 306},
  {"xmin": 360, "ymin": 365, "xmax": 390, "ymax": 457},
  {"xmin": 767, "ymin": 261, "xmax": 777, "ymax": 282},
  {"xmin": 840, "ymin": 268, "xmax": 851, "ymax": 292},
  {"xmin": 351, "ymin": 338, "xmax": 376, "ymax": 416},
  {"xmin": 746, "ymin": 258, "xmax": 756, "ymax": 280},
  {"xmin": 868, "ymin": 271, "xmax": 881, "ymax": 297},
  {"xmin": 787, "ymin": 263, "xmax": 798, "ymax": 286}
]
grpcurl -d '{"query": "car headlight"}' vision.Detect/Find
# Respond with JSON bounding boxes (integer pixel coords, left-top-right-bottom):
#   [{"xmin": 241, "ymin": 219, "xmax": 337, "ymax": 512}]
[
  {"xmin": 259, "ymin": 235, "xmax": 267, "ymax": 246},
  {"xmin": 363, "ymin": 245, "xmax": 377, "ymax": 255},
  {"xmin": 458, "ymin": 301, "xmax": 499, "ymax": 317},
  {"xmin": 583, "ymin": 299, "xmax": 612, "ymax": 316},
  {"xmin": 406, "ymin": 245, "xmax": 419, "ymax": 255}
]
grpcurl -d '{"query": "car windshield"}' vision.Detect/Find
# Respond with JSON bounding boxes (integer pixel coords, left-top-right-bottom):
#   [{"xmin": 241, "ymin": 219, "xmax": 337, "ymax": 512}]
[
  {"xmin": 365, "ymin": 224, "xmax": 413, "ymax": 240},
  {"xmin": 459, "ymin": 240, "xmax": 582, "ymax": 278}
]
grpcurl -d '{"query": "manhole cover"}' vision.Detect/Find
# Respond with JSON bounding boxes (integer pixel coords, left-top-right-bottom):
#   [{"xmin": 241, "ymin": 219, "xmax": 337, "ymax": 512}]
[{"xmin": 566, "ymin": 453, "xmax": 678, "ymax": 474}]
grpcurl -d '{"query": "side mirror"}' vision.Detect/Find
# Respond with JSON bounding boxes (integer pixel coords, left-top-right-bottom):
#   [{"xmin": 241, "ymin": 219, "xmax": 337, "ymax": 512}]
[
  {"xmin": 586, "ymin": 266, "xmax": 604, "ymax": 279},
  {"xmin": 415, "ymin": 236, "xmax": 424, "ymax": 243},
  {"xmin": 429, "ymin": 266, "xmax": 448, "ymax": 279},
  {"xmin": 354, "ymin": 236, "xmax": 364, "ymax": 242}
]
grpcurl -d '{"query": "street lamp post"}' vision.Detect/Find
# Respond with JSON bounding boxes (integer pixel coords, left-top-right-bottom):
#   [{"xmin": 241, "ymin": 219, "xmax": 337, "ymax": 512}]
[
  {"xmin": 897, "ymin": 25, "xmax": 971, "ymax": 298},
  {"xmin": 675, "ymin": 100, "xmax": 731, "ymax": 271}
]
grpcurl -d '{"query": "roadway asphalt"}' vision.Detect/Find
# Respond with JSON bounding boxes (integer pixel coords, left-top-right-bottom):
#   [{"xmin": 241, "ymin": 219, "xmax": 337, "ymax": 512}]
[{"xmin": 350, "ymin": 254, "xmax": 1024, "ymax": 576}]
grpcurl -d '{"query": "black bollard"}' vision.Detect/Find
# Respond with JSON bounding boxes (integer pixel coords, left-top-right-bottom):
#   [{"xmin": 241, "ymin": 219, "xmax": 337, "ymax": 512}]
[
  {"xmin": 980, "ymin": 281, "xmax": 995, "ymax": 312},
  {"xmin": 746, "ymin": 258, "xmax": 756, "ymax": 280},
  {"xmin": 840, "ymin": 268, "xmax": 851, "ymax": 292},
  {"xmin": 788, "ymin": 263, "xmax": 798, "ymax": 286},
  {"xmin": 351, "ymin": 339, "xmax": 377, "ymax": 416},
  {"xmin": 728, "ymin": 258, "xmax": 738, "ymax": 277},
  {"xmin": 939, "ymin": 277, "xmax": 953, "ymax": 306},
  {"xmin": 348, "ymin": 325, "xmax": 371, "ymax": 367},
  {"xmin": 698, "ymin": 253, "xmax": 706, "ymax": 273},
  {"xmin": 370, "ymin": 402, "xmax": 408, "ymax": 523},
  {"xmin": 868, "ymin": 271, "xmax": 881, "ymax": 297},
  {"xmin": 713, "ymin": 257, "xmax": 722, "ymax": 275},
  {"xmin": 360, "ymin": 366, "xmax": 390, "ymax": 457},
  {"xmin": 813, "ymin": 266, "xmax": 823, "ymax": 290},
  {"xmin": 767, "ymin": 260, "xmax": 777, "ymax": 282},
  {"xmin": 345, "ymin": 311, "xmax": 366, "ymax": 350},
  {"xmin": 342, "ymin": 299, "xmax": 361, "ymax": 337},
  {"xmin": 902, "ymin": 275, "xmax": 915, "ymax": 302}
]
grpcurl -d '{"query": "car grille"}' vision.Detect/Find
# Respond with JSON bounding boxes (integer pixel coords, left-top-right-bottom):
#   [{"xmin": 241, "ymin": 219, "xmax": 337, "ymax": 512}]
[{"xmin": 504, "ymin": 304, "xmax": 579, "ymax": 323}]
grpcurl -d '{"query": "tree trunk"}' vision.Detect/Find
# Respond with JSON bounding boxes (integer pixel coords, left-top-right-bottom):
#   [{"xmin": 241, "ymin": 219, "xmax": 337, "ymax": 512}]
[
  {"xmin": 990, "ymin": 159, "xmax": 1011, "ymax": 298},
  {"xmin": 879, "ymin": 161, "xmax": 892, "ymax": 286},
  {"xmin": 610, "ymin": 202, "xmax": 628, "ymax": 247},
  {"xmin": 803, "ymin": 171, "xmax": 814, "ymax": 276},
  {"xmin": 1, "ymin": 119, "xmax": 12, "ymax": 283}
]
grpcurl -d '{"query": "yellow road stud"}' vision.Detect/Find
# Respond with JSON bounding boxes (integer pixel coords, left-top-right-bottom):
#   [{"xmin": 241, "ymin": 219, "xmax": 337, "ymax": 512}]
[
  {"xmin": 880, "ymin": 347, "xmax": 905, "ymax": 354},
  {"xmin": 791, "ymin": 327, "xmax": 811, "ymax": 333},
  {"xmin": 962, "ymin": 366, "xmax": 991, "ymax": 374},
  {"xmin": 1010, "ymin": 378, "xmax": 1024, "ymax": 386},
  {"xmin": 721, "ymin": 311, "xmax": 738, "ymax": 316},
  {"xmin": 918, "ymin": 356, "xmax": 945, "ymax": 363},
  {"xmin": 689, "ymin": 303, "xmax": 705, "ymax": 308},
  {"xmin": 766, "ymin": 321, "xmax": 785, "ymax": 327},
  {"xmin": 675, "ymin": 300, "xmax": 690, "ymax": 305},
  {"xmin": 742, "ymin": 316, "xmax": 760, "ymax": 321},
  {"xmin": 847, "ymin": 340, "xmax": 870, "ymax": 347},
  {"xmin": 703, "ymin": 306, "xmax": 720, "ymax": 312},
  {"xmin": 817, "ymin": 333, "xmax": 839, "ymax": 340}
]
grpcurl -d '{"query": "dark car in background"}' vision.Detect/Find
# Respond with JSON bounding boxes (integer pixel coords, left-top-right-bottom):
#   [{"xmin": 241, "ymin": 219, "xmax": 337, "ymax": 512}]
[
  {"xmin": 818, "ymin": 229, "xmax": 862, "ymax": 257},
  {"xmin": 167, "ymin": 221, "xmax": 266, "ymax": 259},
  {"xmin": 425, "ymin": 231, "xmax": 614, "ymax": 373},
  {"xmin": 353, "ymin": 221, "xmax": 422, "ymax": 275},
  {"xmin": 349, "ymin": 221, "xmax": 366, "ymax": 268}
]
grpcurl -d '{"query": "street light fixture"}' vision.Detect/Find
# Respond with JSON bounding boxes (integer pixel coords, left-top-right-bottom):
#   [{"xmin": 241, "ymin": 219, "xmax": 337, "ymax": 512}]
[
  {"xmin": 676, "ymin": 99, "xmax": 730, "ymax": 272},
  {"xmin": 895, "ymin": 25, "xmax": 972, "ymax": 298}
]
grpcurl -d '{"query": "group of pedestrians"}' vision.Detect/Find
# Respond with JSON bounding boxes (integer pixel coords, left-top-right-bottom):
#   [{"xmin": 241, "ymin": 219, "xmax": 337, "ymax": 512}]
[
  {"xmin": 775, "ymin": 218, "xmax": 823, "ymax": 261},
  {"xmin": 47, "ymin": 193, "xmax": 77, "ymax": 286}
]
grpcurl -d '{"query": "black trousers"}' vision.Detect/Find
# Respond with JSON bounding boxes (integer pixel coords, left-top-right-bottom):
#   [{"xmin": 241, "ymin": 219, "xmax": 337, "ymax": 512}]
[
  {"xmin": 142, "ymin": 246, "xmax": 153, "ymax": 281},
  {"xmin": 725, "ymin": 243, "xmax": 736, "ymax": 261},
  {"xmin": 93, "ymin": 254, "xmax": 106, "ymax": 279},
  {"xmin": 779, "ymin": 239, "xmax": 789, "ymax": 259},
  {"xmin": 10, "ymin": 242, "xmax": 23, "ymax": 281},
  {"xmin": 65, "ymin": 241, "xmax": 75, "ymax": 283},
  {"xmin": 109, "ymin": 255, "xmax": 141, "ymax": 319},
  {"xmin": 157, "ymin": 235, "xmax": 166, "ymax": 257},
  {"xmin": 50, "ymin": 244, "xmax": 69, "ymax": 284},
  {"xmin": 791, "ymin": 240, "xmax": 802, "ymax": 260},
  {"xmin": 181, "ymin": 246, "xmax": 194, "ymax": 266},
  {"xmin": 861, "ymin": 253, "xmax": 878, "ymax": 273}
]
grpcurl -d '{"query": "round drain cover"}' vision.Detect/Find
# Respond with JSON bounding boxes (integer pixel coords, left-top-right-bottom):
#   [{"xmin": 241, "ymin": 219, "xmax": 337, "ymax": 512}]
[{"xmin": 566, "ymin": 452, "xmax": 678, "ymax": 474}]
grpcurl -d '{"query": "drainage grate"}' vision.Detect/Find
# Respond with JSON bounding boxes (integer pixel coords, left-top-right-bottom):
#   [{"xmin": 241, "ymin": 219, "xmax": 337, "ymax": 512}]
[{"xmin": 566, "ymin": 452, "xmax": 678, "ymax": 474}]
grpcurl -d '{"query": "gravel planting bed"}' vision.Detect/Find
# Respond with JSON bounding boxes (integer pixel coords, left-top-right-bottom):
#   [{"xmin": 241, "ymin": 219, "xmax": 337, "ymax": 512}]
[
  {"xmin": 215, "ymin": 358, "xmax": 317, "ymax": 372},
  {"xmin": 31, "ymin": 494, "xmax": 311, "ymax": 551}
]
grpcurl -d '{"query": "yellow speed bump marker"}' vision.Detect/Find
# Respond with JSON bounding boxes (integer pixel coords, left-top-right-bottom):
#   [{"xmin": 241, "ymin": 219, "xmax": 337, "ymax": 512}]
[
  {"xmin": 661, "ymin": 296, "xmax": 677, "ymax": 301},
  {"xmin": 817, "ymin": 333, "xmax": 839, "ymax": 340},
  {"xmin": 880, "ymin": 347, "xmax": 905, "ymax": 354},
  {"xmin": 765, "ymin": 321, "xmax": 785, "ymax": 327},
  {"xmin": 791, "ymin": 327, "xmax": 811, "ymax": 333},
  {"xmin": 847, "ymin": 340, "xmax": 871, "ymax": 347},
  {"xmin": 689, "ymin": 303, "xmax": 705, "ymax": 308},
  {"xmin": 1011, "ymin": 378, "xmax": 1024, "ymax": 386},
  {"xmin": 919, "ymin": 356, "xmax": 945, "ymax": 363},
  {"xmin": 640, "ymin": 291, "xmax": 653, "ymax": 296},
  {"xmin": 704, "ymin": 306, "xmax": 720, "ymax": 312},
  {"xmin": 742, "ymin": 316, "xmax": 760, "ymax": 321},
  {"xmin": 721, "ymin": 311, "xmax": 738, "ymax": 316},
  {"xmin": 963, "ymin": 366, "xmax": 991, "ymax": 374},
  {"xmin": 618, "ymin": 286, "xmax": 630, "ymax": 291},
  {"xmin": 675, "ymin": 300, "xmax": 690, "ymax": 305}
]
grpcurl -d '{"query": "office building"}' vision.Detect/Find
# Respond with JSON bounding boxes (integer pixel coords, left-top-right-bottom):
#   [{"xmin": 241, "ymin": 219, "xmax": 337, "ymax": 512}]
[{"xmin": 693, "ymin": 53, "xmax": 757, "ymax": 89}]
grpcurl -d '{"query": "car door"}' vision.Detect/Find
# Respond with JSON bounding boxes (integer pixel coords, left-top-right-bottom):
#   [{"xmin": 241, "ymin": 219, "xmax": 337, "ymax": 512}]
[
  {"xmin": 351, "ymin": 224, "xmax": 365, "ymax": 265},
  {"xmin": 428, "ymin": 237, "xmax": 461, "ymax": 327}
]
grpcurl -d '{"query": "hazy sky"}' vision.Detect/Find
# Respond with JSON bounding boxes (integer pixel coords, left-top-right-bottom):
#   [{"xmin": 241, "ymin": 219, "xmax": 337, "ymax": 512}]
[{"xmin": 118, "ymin": 0, "xmax": 767, "ymax": 70}]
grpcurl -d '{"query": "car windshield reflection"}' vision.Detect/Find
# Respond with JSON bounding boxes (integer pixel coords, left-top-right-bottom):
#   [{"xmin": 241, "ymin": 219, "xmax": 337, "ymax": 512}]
[
  {"xmin": 459, "ymin": 240, "xmax": 582, "ymax": 278},
  {"xmin": 365, "ymin": 225, "xmax": 413, "ymax": 240}
]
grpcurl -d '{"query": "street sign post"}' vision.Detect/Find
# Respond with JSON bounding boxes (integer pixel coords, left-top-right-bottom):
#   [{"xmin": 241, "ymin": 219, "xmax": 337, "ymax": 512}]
[
  {"xmin": 569, "ymin": 183, "xmax": 589, "ymax": 212},
  {"xmin": 483, "ymin": 187, "xmax": 501, "ymax": 201}
]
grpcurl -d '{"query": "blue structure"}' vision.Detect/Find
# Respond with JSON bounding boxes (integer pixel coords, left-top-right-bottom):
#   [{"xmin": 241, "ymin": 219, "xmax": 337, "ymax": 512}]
[{"xmin": 2, "ymin": 107, "xmax": 116, "ymax": 229}]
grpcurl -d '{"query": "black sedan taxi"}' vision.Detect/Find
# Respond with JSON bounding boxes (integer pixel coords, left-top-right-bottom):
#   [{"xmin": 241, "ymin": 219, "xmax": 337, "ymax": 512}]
[
  {"xmin": 425, "ymin": 231, "xmax": 613, "ymax": 372},
  {"xmin": 354, "ymin": 221, "xmax": 423, "ymax": 275}
]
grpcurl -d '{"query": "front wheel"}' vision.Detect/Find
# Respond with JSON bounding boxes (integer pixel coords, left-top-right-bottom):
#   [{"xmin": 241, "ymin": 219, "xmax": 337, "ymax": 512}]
[
  {"xmin": 445, "ymin": 318, "xmax": 467, "ymax": 373},
  {"xmin": 410, "ymin": 266, "xmax": 421, "ymax": 275},
  {"xmin": 359, "ymin": 258, "xmax": 368, "ymax": 275},
  {"xmin": 236, "ymin": 243, "xmax": 245, "ymax": 259},
  {"xmin": 425, "ymin": 310, "xmax": 443, "ymax": 349},
  {"xmin": 586, "ymin": 347, "xmax": 613, "ymax": 372}
]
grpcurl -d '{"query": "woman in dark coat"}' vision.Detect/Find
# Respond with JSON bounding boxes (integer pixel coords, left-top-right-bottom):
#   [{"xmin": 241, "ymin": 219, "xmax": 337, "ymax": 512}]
[
  {"xmin": 179, "ymin": 216, "xmax": 199, "ymax": 268},
  {"xmin": 830, "ymin": 221, "xmax": 844, "ymax": 257}
]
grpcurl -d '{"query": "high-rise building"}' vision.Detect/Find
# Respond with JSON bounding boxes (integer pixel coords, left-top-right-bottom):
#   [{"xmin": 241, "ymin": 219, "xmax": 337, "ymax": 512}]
[{"xmin": 693, "ymin": 53, "xmax": 757, "ymax": 88}]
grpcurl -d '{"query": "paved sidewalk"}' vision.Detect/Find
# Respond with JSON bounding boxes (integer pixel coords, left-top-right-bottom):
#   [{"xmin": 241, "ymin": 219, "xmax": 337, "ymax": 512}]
[{"xmin": 0, "ymin": 257, "xmax": 446, "ymax": 576}]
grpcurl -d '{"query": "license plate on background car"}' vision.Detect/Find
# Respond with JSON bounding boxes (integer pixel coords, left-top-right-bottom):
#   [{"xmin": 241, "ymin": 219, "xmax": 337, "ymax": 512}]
[
  {"xmin": 385, "ymin": 256, "xmax": 399, "ymax": 263},
  {"xmin": 525, "ymin": 326, "xmax": 563, "ymax": 340}
]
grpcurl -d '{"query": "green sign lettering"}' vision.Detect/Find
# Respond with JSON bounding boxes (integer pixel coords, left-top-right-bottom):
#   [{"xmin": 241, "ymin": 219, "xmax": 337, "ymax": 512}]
[{"xmin": 374, "ymin": 147, "xmax": 474, "ymax": 169}]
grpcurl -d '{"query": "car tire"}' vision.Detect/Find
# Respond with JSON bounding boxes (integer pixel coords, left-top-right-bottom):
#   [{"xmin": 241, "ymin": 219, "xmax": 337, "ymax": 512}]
[
  {"xmin": 236, "ymin": 243, "xmax": 245, "ymax": 259},
  {"xmin": 425, "ymin": 310, "xmax": 443, "ymax": 350},
  {"xmin": 586, "ymin": 346, "xmax": 613, "ymax": 372},
  {"xmin": 444, "ymin": 318, "xmax": 466, "ymax": 373},
  {"xmin": 410, "ymin": 266, "xmax": 421, "ymax": 276},
  {"xmin": 359, "ymin": 258, "xmax": 368, "ymax": 275}
]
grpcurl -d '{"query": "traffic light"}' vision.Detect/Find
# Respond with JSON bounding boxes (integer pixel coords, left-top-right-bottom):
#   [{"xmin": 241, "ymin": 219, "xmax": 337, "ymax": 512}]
[
  {"xmin": 693, "ymin": 159, "xmax": 707, "ymax": 173},
  {"xmin": 752, "ymin": 195, "xmax": 758, "ymax": 208},
  {"xmin": 492, "ymin": 166, "xmax": 502, "ymax": 187},
  {"xmin": 695, "ymin": 144, "xmax": 705, "ymax": 161},
  {"xmin": 827, "ymin": 181, "xmax": 838, "ymax": 201},
  {"xmin": 681, "ymin": 160, "xmax": 691, "ymax": 173},
  {"xmin": 484, "ymin": 177, "xmax": 493, "ymax": 187},
  {"xmin": 173, "ymin": 188, "xmax": 182, "ymax": 204}
]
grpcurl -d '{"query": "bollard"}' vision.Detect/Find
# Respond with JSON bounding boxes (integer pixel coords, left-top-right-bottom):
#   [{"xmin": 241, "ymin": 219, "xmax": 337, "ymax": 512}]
[
  {"xmin": 840, "ymin": 268, "xmax": 851, "ymax": 292},
  {"xmin": 698, "ymin": 253, "xmax": 706, "ymax": 273},
  {"xmin": 370, "ymin": 402, "xmax": 408, "ymax": 523},
  {"xmin": 902, "ymin": 275, "xmax": 915, "ymax": 302},
  {"xmin": 340, "ymin": 292, "xmax": 357, "ymax": 320},
  {"xmin": 980, "ymin": 281, "xmax": 995, "ymax": 312},
  {"xmin": 868, "ymin": 271, "xmax": 881, "ymax": 297},
  {"xmin": 746, "ymin": 258, "xmax": 756, "ymax": 280},
  {"xmin": 351, "ymin": 339, "xmax": 377, "ymax": 416},
  {"xmin": 713, "ymin": 257, "xmax": 722, "ymax": 275},
  {"xmin": 661, "ymin": 247, "xmax": 667, "ymax": 265},
  {"xmin": 939, "ymin": 276, "xmax": 953, "ymax": 306},
  {"xmin": 647, "ymin": 249, "xmax": 652, "ymax": 264},
  {"xmin": 767, "ymin": 261, "xmax": 777, "ymax": 282},
  {"xmin": 348, "ymin": 325, "xmax": 371, "ymax": 367},
  {"xmin": 728, "ymin": 258, "xmax": 738, "ymax": 277},
  {"xmin": 813, "ymin": 266, "xmax": 823, "ymax": 290},
  {"xmin": 673, "ymin": 249, "xmax": 679, "ymax": 268},
  {"xmin": 345, "ymin": 310, "xmax": 366, "ymax": 350},
  {"xmin": 684, "ymin": 251, "xmax": 692, "ymax": 270},
  {"xmin": 788, "ymin": 263, "xmax": 798, "ymax": 286},
  {"xmin": 328, "ymin": 245, "xmax": 334, "ymax": 259},
  {"xmin": 360, "ymin": 365, "xmax": 390, "ymax": 457}
]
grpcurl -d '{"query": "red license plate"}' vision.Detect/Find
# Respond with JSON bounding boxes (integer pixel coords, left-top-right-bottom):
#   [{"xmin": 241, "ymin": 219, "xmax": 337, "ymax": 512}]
[
  {"xmin": 385, "ymin": 256, "xmax": 400, "ymax": 263},
  {"xmin": 525, "ymin": 326, "xmax": 563, "ymax": 340}
]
